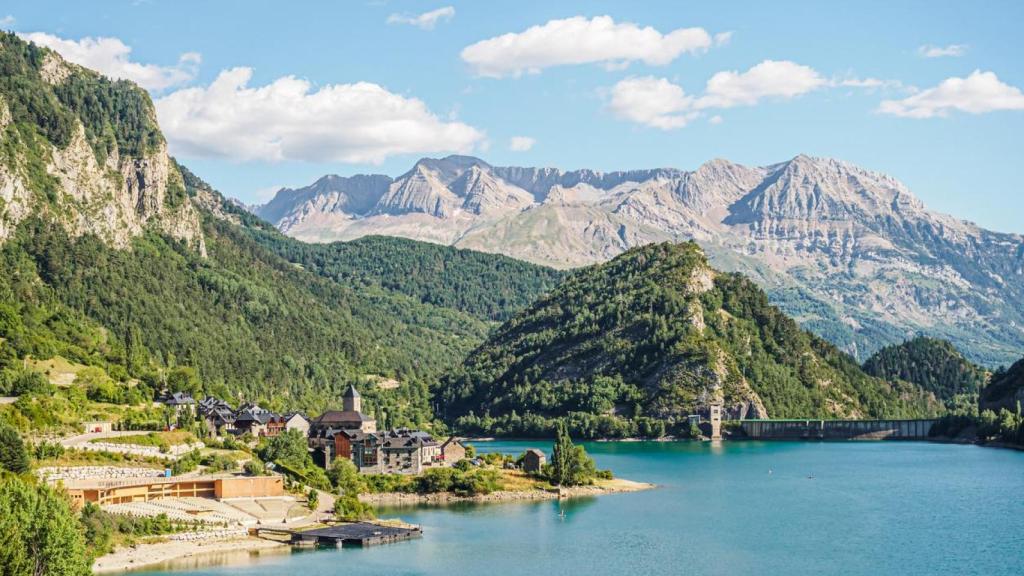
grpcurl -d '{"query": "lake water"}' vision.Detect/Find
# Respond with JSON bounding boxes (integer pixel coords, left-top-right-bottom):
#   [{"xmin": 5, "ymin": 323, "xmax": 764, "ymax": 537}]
[{"xmin": 137, "ymin": 441, "xmax": 1024, "ymax": 576}]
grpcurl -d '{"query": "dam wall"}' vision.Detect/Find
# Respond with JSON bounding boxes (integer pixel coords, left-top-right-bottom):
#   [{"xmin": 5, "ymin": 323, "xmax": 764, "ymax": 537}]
[{"xmin": 739, "ymin": 419, "xmax": 937, "ymax": 440}]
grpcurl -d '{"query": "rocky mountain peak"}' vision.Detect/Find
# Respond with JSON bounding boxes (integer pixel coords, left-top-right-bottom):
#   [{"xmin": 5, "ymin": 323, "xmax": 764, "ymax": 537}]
[{"xmin": 252, "ymin": 152, "xmax": 1024, "ymax": 365}]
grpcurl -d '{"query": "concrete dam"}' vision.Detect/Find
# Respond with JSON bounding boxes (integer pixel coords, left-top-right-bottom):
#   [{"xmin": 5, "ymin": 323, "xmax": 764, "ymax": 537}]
[{"xmin": 738, "ymin": 419, "xmax": 937, "ymax": 440}]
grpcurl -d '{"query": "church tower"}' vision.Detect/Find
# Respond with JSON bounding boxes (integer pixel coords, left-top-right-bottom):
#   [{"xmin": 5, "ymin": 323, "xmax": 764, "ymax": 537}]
[{"xmin": 343, "ymin": 385, "xmax": 362, "ymax": 413}]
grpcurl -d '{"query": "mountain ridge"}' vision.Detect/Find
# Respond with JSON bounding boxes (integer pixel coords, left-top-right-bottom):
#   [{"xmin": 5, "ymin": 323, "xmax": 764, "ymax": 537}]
[
  {"xmin": 439, "ymin": 241, "xmax": 942, "ymax": 439},
  {"xmin": 252, "ymin": 153, "xmax": 1024, "ymax": 366}
]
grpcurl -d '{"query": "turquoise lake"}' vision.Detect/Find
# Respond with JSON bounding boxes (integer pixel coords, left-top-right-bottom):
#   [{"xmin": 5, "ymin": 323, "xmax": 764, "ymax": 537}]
[{"xmin": 137, "ymin": 441, "xmax": 1024, "ymax": 576}]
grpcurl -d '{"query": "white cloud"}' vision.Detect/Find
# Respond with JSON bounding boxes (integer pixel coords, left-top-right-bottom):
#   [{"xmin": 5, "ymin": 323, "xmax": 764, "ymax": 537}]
[
  {"xmin": 608, "ymin": 76, "xmax": 696, "ymax": 130},
  {"xmin": 508, "ymin": 136, "xmax": 536, "ymax": 151},
  {"xmin": 1, "ymin": 15, "xmax": 15, "ymax": 27},
  {"xmin": 387, "ymin": 6, "xmax": 455, "ymax": 30},
  {"xmin": 461, "ymin": 15, "xmax": 715, "ymax": 78},
  {"xmin": 713, "ymin": 31, "xmax": 733, "ymax": 46},
  {"xmin": 877, "ymin": 70, "xmax": 1024, "ymax": 118},
  {"xmin": 918, "ymin": 44, "xmax": 968, "ymax": 58},
  {"xmin": 696, "ymin": 60, "xmax": 826, "ymax": 109},
  {"xmin": 19, "ymin": 32, "xmax": 199, "ymax": 91},
  {"xmin": 609, "ymin": 60, "xmax": 829, "ymax": 130},
  {"xmin": 154, "ymin": 67, "xmax": 485, "ymax": 164},
  {"xmin": 708, "ymin": 115, "xmax": 723, "ymax": 125}
]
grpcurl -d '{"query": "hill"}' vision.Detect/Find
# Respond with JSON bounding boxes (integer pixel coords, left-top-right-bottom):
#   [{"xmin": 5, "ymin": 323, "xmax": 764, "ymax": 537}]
[
  {"xmin": 246, "ymin": 233, "xmax": 564, "ymax": 323},
  {"xmin": 980, "ymin": 358, "xmax": 1024, "ymax": 412},
  {"xmin": 438, "ymin": 242, "xmax": 941, "ymax": 438},
  {"xmin": 862, "ymin": 337, "xmax": 988, "ymax": 402},
  {"xmin": 254, "ymin": 154, "xmax": 1024, "ymax": 367},
  {"xmin": 0, "ymin": 32, "xmax": 490, "ymax": 425}
]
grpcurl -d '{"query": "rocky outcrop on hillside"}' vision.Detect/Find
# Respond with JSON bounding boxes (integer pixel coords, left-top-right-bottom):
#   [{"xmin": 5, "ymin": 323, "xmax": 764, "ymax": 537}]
[
  {"xmin": 254, "ymin": 154, "xmax": 1024, "ymax": 365},
  {"xmin": 0, "ymin": 34, "xmax": 204, "ymax": 254}
]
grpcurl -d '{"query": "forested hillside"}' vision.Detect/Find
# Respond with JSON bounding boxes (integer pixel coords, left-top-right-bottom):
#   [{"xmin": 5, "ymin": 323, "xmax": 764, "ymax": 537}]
[
  {"xmin": 439, "ymin": 242, "xmax": 942, "ymax": 438},
  {"xmin": 247, "ymin": 233, "xmax": 564, "ymax": 322},
  {"xmin": 0, "ymin": 32, "xmax": 496, "ymax": 428},
  {"xmin": 863, "ymin": 337, "xmax": 988, "ymax": 402},
  {"xmin": 980, "ymin": 357, "xmax": 1024, "ymax": 412}
]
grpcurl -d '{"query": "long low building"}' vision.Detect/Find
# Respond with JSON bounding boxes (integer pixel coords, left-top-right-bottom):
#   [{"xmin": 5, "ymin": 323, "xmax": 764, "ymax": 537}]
[{"xmin": 63, "ymin": 475, "xmax": 284, "ymax": 507}]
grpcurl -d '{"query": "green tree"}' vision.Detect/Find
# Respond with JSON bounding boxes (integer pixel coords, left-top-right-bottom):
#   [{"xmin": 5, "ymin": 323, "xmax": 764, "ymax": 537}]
[
  {"xmin": 259, "ymin": 429, "xmax": 309, "ymax": 469},
  {"xmin": 306, "ymin": 488, "xmax": 319, "ymax": 511},
  {"xmin": 327, "ymin": 458, "xmax": 364, "ymax": 495},
  {"xmin": 550, "ymin": 422, "xmax": 598, "ymax": 486},
  {"xmin": 0, "ymin": 424, "xmax": 30, "ymax": 473},
  {"xmin": 333, "ymin": 494, "xmax": 374, "ymax": 522},
  {"xmin": 0, "ymin": 474, "xmax": 91, "ymax": 576}
]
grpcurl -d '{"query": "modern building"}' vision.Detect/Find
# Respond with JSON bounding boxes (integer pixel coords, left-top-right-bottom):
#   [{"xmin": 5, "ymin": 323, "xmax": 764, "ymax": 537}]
[{"xmin": 64, "ymin": 475, "xmax": 284, "ymax": 507}]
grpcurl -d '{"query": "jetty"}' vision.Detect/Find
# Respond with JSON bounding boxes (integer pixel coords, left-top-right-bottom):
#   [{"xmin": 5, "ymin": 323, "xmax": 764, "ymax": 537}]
[{"xmin": 260, "ymin": 522, "xmax": 422, "ymax": 548}]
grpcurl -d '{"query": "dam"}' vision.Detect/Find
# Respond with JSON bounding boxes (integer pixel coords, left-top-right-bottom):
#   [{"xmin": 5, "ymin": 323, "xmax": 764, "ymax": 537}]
[{"xmin": 738, "ymin": 419, "xmax": 937, "ymax": 440}]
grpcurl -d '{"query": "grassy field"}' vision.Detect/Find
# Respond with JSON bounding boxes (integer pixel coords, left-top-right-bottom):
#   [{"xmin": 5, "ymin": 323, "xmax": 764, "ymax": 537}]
[
  {"xmin": 27, "ymin": 355, "xmax": 87, "ymax": 386},
  {"xmin": 91, "ymin": 430, "xmax": 196, "ymax": 448}
]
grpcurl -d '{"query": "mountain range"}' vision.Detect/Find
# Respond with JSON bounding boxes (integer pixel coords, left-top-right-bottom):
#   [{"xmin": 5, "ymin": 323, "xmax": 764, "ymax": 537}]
[{"xmin": 255, "ymin": 154, "xmax": 1024, "ymax": 366}]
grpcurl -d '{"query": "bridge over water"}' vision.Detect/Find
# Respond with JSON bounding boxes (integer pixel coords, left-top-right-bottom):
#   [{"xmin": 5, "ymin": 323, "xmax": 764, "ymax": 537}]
[{"xmin": 739, "ymin": 419, "xmax": 937, "ymax": 440}]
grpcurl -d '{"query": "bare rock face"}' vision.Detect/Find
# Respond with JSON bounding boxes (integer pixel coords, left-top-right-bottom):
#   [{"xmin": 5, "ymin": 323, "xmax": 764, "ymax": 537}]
[
  {"xmin": 0, "ymin": 47, "xmax": 205, "ymax": 254},
  {"xmin": 35, "ymin": 122, "xmax": 205, "ymax": 253},
  {"xmin": 254, "ymin": 154, "xmax": 1024, "ymax": 365}
]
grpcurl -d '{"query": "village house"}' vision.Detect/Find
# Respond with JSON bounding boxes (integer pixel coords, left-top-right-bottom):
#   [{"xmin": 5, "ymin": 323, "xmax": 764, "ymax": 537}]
[
  {"xmin": 159, "ymin": 392, "xmax": 195, "ymax": 414},
  {"xmin": 198, "ymin": 397, "xmax": 235, "ymax": 435},
  {"xmin": 232, "ymin": 404, "xmax": 274, "ymax": 437},
  {"xmin": 522, "ymin": 449, "xmax": 546, "ymax": 474},
  {"xmin": 307, "ymin": 386, "xmax": 467, "ymax": 474}
]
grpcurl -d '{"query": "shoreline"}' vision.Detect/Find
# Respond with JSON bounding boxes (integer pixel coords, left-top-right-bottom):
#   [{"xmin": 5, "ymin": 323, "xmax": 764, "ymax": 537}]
[
  {"xmin": 93, "ymin": 535, "xmax": 288, "ymax": 574},
  {"xmin": 359, "ymin": 477, "xmax": 655, "ymax": 506}
]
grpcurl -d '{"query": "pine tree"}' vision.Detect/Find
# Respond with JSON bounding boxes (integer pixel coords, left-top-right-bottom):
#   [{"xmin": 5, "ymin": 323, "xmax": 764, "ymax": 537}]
[{"xmin": 0, "ymin": 425, "xmax": 29, "ymax": 474}]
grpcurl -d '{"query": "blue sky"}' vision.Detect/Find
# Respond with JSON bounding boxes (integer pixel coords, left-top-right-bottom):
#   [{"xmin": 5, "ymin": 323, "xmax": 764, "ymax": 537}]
[{"xmin": 5, "ymin": 0, "xmax": 1023, "ymax": 232}]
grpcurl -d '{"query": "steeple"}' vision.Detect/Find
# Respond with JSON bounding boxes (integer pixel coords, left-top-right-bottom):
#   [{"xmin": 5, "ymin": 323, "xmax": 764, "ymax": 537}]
[{"xmin": 343, "ymin": 385, "xmax": 361, "ymax": 413}]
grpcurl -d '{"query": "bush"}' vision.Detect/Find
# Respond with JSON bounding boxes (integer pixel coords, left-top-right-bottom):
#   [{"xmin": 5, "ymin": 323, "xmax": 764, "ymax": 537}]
[
  {"xmin": 202, "ymin": 454, "xmax": 237, "ymax": 473},
  {"xmin": 33, "ymin": 440, "xmax": 65, "ymax": 460},
  {"xmin": 243, "ymin": 459, "xmax": 266, "ymax": 476},
  {"xmin": 171, "ymin": 450, "xmax": 201, "ymax": 475},
  {"xmin": 333, "ymin": 494, "xmax": 374, "ymax": 522}
]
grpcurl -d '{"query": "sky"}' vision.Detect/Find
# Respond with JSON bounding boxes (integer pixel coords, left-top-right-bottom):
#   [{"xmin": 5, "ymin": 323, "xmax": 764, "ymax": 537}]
[{"xmin": 4, "ymin": 0, "xmax": 1023, "ymax": 232}]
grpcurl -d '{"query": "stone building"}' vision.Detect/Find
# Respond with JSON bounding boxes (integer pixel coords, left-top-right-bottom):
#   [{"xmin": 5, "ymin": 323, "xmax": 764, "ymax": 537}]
[{"xmin": 522, "ymin": 449, "xmax": 546, "ymax": 474}]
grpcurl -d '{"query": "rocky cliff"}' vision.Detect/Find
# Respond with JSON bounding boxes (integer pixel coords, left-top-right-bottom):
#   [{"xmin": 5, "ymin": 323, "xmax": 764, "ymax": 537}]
[
  {"xmin": 255, "ymin": 154, "xmax": 1024, "ymax": 366},
  {"xmin": 0, "ymin": 33, "xmax": 204, "ymax": 254}
]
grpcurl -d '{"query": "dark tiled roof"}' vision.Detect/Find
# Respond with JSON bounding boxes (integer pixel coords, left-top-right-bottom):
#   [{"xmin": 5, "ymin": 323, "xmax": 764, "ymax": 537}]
[{"xmin": 313, "ymin": 410, "xmax": 372, "ymax": 425}]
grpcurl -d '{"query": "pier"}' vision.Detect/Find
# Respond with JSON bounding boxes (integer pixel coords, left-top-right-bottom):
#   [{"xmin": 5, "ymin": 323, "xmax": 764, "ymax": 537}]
[
  {"xmin": 261, "ymin": 522, "xmax": 422, "ymax": 548},
  {"xmin": 739, "ymin": 419, "xmax": 937, "ymax": 440}
]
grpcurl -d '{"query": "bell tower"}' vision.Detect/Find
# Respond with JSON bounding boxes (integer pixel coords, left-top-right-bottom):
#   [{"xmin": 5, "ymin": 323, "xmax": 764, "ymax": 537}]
[{"xmin": 343, "ymin": 385, "xmax": 362, "ymax": 413}]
